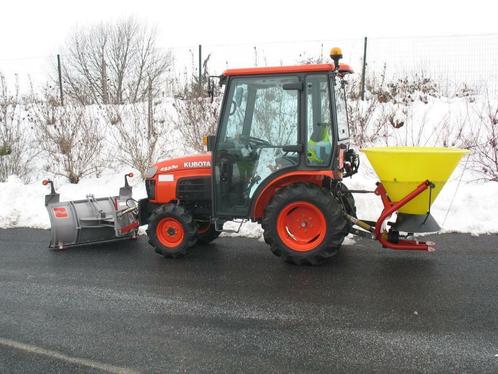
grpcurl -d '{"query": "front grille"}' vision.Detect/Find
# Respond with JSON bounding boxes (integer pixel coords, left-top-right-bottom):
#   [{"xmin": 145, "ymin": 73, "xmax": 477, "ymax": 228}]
[
  {"xmin": 145, "ymin": 179, "xmax": 156, "ymax": 200},
  {"xmin": 177, "ymin": 177, "xmax": 211, "ymax": 201}
]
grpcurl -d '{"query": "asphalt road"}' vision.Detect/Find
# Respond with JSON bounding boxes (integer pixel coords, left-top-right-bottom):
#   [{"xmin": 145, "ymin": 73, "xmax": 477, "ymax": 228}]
[{"xmin": 0, "ymin": 228, "xmax": 497, "ymax": 373}]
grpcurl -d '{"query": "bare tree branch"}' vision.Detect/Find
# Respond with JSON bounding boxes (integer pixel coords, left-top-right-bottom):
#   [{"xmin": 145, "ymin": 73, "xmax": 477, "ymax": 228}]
[{"xmin": 61, "ymin": 18, "xmax": 172, "ymax": 105}]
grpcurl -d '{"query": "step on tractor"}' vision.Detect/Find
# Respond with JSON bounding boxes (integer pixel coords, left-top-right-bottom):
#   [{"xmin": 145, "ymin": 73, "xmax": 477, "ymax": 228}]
[{"xmin": 44, "ymin": 48, "xmax": 468, "ymax": 265}]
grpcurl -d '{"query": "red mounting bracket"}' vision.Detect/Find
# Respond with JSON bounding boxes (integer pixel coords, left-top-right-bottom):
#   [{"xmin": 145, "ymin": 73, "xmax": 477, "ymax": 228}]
[{"xmin": 373, "ymin": 180, "xmax": 435, "ymax": 251}]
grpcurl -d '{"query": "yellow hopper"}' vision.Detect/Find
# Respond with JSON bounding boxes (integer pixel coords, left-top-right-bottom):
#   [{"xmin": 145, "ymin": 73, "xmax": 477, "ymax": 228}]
[{"xmin": 362, "ymin": 147, "xmax": 468, "ymax": 215}]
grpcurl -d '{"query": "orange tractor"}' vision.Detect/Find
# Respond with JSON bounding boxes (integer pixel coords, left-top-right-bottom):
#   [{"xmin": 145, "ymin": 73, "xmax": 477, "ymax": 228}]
[
  {"xmin": 137, "ymin": 49, "xmax": 358, "ymax": 265},
  {"xmin": 44, "ymin": 48, "xmax": 467, "ymax": 265}
]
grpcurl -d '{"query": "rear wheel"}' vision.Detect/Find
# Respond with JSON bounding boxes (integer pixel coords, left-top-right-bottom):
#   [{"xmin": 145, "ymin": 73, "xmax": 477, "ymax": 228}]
[
  {"xmin": 147, "ymin": 204, "xmax": 197, "ymax": 258},
  {"xmin": 196, "ymin": 222, "xmax": 221, "ymax": 245},
  {"xmin": 262, "ymin": 183, "xmax": 350, "ymax": 265}
]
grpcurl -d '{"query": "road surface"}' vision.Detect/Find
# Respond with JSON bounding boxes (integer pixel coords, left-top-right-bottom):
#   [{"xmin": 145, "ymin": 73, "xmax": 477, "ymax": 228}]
[{"xmin": 0, "ymin": 228, "xmax": 497, "ymax": 373}]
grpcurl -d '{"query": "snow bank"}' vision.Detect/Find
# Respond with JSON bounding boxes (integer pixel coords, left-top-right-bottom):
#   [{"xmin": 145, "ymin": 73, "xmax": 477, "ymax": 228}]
[
  {"xmin": 1, "ymin": 94, "xmax": 497, "ymax": 239},
  {"xmin": 1, "ymin": 153, "xmax": 496, "ymax": 238},
  {"xmin": 0, "ymin": 176, "xmax": 50, "ymax": 229}
]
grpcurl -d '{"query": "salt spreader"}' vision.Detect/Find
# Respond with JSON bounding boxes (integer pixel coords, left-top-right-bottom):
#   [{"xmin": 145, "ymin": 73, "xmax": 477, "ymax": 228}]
[{"xmin": 349, "ymin": 146, "xmax": 468, "ymax": 251}]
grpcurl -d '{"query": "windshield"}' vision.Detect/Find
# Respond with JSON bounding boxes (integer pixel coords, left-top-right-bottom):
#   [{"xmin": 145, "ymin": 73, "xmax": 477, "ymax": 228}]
[{"xmin": 219, "ymin": 76, "xmax": 299, "ymax": 146}]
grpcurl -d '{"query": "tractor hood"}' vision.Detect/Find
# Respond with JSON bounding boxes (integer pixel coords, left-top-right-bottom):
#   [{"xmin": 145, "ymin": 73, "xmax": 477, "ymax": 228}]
[{"xmin": 154, "ymin": 153, "xmax": 212, "ymax": 174}]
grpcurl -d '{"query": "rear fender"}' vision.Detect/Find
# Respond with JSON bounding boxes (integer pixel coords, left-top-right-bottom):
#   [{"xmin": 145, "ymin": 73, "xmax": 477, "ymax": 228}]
[{"xmin": 250, "ymin": 170, "xmax": 333, "ymax": 220}]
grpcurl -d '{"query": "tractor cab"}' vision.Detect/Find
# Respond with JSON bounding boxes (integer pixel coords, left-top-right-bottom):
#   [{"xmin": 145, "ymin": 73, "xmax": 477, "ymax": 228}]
[{"xmin": 212, "ymin": 59, "xmax": 353, "ymax": 219}]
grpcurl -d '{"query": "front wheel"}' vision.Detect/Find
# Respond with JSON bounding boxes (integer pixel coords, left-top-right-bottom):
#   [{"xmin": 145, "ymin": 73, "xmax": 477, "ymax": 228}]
[
  {"xmin": 147, "ymin": 204, "xmax": 197, "ymax": 258},
  {"xmin": 262, "ymin": 183, "xmax": 350, "ymax": 265}
]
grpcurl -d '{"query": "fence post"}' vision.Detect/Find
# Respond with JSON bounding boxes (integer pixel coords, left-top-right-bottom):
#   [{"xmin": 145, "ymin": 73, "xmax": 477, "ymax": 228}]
[
  {"xmin": 360, "ymin": 37, "xmax": 368, "ymax": 101},
  {"xmin": 57, "ymin": 54, "xmax": 64, "ymax": 106},
  {"xmin": 147, "ymin": 77, "xmax": 153, "ymax": 139},
  {"xmin": 198, "ymin": 44, "xmax": 202, "ymax": 88}
]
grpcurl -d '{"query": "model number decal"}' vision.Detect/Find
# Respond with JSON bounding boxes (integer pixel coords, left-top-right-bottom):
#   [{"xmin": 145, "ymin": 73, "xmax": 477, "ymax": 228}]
[{"xmin": 159, "ymin": 164, "xmax": 178, "ymax": 172}]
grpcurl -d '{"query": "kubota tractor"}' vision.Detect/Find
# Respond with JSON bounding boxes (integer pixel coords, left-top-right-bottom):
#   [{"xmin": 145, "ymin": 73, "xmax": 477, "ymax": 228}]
[
  {"xmin": 138, "ymin": 48, "xmax": 359, "ymax": 265},
  {"xmin": 44, "ymin": 48, "xmax": 468, "ymax": 265}
]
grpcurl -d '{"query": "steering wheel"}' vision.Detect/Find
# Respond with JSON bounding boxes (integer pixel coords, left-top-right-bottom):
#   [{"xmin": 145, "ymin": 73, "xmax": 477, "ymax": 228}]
[{"xmin": 240, "ymin": 135, "xmax": 272, "ymax": 149}]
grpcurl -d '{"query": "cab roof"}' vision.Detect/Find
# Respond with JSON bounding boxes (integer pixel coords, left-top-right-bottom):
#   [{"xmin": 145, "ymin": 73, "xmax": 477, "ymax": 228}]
[{"xmin": 223, "ymin": 63, "xmax": 353, "ymax": 77}]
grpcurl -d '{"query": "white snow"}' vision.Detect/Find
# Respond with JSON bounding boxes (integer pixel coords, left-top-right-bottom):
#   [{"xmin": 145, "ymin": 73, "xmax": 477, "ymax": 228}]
[
  {"xmin": 1, "ymin": 95, "xmax": 497, "ymax": 241},
  {"xmin": 2, "ymin": 152, "xmax": 496, "ymax": 240}
]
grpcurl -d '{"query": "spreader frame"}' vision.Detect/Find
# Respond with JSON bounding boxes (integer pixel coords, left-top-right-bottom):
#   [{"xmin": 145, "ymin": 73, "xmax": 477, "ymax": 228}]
[
  {"xmin": 348, "ymin": 180, "xmax": 436, "ymax": 252},
  {"xmin": 373, "ymin": 180, "xmax": 434, "ymax": 251}
]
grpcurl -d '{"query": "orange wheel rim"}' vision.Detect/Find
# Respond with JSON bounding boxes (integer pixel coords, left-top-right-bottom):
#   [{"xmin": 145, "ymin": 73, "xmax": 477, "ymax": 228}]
[
  {"xmin": 156, "ymin": 218, "xmax": 185, "ymax": 248},
  {"xmin": 276, "ymin": 201, "xmax": 326, "ymax": 252}
]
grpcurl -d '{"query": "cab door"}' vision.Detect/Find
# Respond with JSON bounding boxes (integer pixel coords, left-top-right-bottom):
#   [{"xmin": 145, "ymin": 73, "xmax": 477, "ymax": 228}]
[
  {"xmin": 213, "ymin": 75, "xmax": 301, "ymax": 218},
  {"xmin": 305, "ymin": 74, "xmax": 334, "ymax": 166}
]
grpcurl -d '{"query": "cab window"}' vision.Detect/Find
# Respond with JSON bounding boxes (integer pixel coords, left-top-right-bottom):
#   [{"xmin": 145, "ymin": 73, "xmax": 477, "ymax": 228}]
[{"xmin": 306, "ymin": 75, "xmax": 332, "ymax": 166}]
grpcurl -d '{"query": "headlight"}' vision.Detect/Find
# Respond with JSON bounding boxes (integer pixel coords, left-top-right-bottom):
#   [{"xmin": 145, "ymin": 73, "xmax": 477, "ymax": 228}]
[{"xmin": 144, "ymin": 166, "xmax": 157, "ymax": 179}]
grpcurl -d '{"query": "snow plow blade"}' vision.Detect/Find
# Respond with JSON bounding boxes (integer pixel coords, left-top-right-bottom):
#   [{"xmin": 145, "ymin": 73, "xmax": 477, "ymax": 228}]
[{"xmin": 43, "ymin": 173, "xmax": 139, "ymax": 250}]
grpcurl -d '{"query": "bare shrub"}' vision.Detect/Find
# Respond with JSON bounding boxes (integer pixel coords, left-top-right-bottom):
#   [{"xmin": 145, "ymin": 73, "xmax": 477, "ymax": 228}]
[
  {"xmin": 345, "ymin": 75, "xmax": 386, "ymax": 146},
  {"xmin": 347, "ymin": 95, "xmax": 381, "ymax": 147},
  {"xmin": 466, "ymin": 100, "xmax": 498, "ymax": 181},
  {"xmin": 0, "ymin": 74, "xmax": 35, "ymax": 182},
  {"xmin": 61, "ymin": 18, "xmax": 172, "ymax": 105},
  {"xmin": 454, "ymin": 83, "xmax": 477, "ymax": 102},
  {"xmin": 32, "ymin": 89, "xmax": 104, "ymax": 183},
  {"xmin": 346, "ymin": 67, "xmax": 443, "ymax": 147},
  {"xmin": 106, "ymin": 101, "xmax": 172, "ymax": 179},
  {"xmin": 377, "ymin": 75, "xmax": 439, "ymax": 105},
  {"xmin": 172, "ymin": 74, "xmax": 223, "ymax": 153}
]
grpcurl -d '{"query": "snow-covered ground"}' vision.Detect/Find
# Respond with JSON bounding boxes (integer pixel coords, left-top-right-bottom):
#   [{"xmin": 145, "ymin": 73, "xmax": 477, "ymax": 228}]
[
  {"xmin": 1, "ymin": 153, "xmax": 496, "ymax": 239},
  {"xmin": 0, "ymin": 93, "xmax": 497, "ymax": 239}
]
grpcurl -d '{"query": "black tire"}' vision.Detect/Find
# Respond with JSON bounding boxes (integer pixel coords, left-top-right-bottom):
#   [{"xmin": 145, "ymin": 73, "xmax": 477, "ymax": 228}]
[
  {"xmin": 262, "ymin": 183, "xmax": 350, "ymax": 266},
  {"xmin": 146, "ymin": 204, "xmax": 197, "ymax": 258},
  {"xmin": 262, "ymin": 230, "xmax": 274, "ymax": 246},
  {"xmin": 333, "ymin": 181, "xmax": 357, "ymax": 218},
  {"xmin": 196, "ymin": 222, "xmax": 221, "ymax": 245}
]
